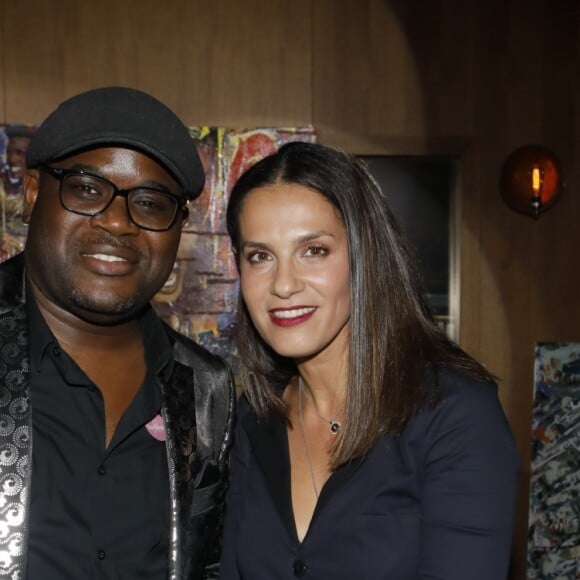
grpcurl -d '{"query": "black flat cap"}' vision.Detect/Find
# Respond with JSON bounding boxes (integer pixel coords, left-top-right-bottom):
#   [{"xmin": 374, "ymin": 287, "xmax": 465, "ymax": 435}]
[{"xmin": 26, "ymin": 86, "xmax": 205, "ymax": 200}]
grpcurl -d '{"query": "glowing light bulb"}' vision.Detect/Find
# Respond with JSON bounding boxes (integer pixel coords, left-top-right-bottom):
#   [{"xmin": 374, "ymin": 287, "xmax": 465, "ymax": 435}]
[{"xmin": 532, "ymin": 166, "xmax": 541, "ymax": 196}]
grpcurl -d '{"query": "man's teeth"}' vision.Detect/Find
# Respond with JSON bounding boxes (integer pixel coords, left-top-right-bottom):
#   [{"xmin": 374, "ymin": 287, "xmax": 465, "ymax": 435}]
[
  {"xmin": 273, "ymin": 307, "xmax": 315, "ymax": 319},
  {"xmin": 91, "ymin": 254, "xmax": 127, "ymax": 263}
]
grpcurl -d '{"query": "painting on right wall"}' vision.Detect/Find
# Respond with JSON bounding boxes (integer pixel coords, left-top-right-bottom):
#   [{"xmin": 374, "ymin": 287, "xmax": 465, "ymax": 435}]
[{"xmin": 528, "ymin": 342, "xmax": 580, "ymax": 579}]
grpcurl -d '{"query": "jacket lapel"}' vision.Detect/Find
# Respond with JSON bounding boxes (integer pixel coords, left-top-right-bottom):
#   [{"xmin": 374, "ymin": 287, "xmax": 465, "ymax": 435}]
[
  {"xmin": 161, "ymin": 346, "xmax": 234, "ymax": 580},
  {"xmin": 242, "ymin": 405, "xmax": 368, "ymax": 541},
  {"xmin": 161, "ymin": 360, "xmax": 200, "ymax": 580},
  {"xmin": 0, "ymin": 302, "xmax": 32, "ymax": 578},
  {"xmin": 242, "ymin": 410, "xmax": 297, "ymax": 540}
]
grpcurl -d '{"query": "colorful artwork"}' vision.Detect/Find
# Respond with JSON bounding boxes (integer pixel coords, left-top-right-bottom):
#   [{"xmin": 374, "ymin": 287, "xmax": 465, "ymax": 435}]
[
  {"xmin": 0, "ymin": 124, "xmax": 36, "ymax": 261},
  {"xmin": 0, "ymin": 123, "xmax": 316, "ymax": 369},
  {"xmin": 528, "ymin": 342, "xmax": 580, "ymax": 579}
]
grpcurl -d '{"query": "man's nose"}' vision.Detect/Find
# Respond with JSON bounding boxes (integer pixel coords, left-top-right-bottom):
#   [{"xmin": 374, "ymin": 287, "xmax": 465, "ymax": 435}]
[{"xmin": 89, "ymin": 195, "xmax": 139, "ymax": 234}]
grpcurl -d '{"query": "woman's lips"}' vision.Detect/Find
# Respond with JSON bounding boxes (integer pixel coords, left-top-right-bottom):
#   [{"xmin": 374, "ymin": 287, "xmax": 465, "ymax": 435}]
[{"xmin": 268, "ymin": 306, "xmax": 316, "ymax": 327}]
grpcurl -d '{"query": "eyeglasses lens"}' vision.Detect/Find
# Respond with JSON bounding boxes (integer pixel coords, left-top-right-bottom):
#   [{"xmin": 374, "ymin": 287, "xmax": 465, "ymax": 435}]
[{"xmin": 60, "ymin": 174, "xmax": 179, "ymax": 231}]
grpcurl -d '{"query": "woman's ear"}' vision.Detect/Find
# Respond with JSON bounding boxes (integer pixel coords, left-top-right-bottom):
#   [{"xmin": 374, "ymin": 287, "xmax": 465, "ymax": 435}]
[{"xmin": 22, "ymin": 169, "xmax": 40, "ymax": 224}]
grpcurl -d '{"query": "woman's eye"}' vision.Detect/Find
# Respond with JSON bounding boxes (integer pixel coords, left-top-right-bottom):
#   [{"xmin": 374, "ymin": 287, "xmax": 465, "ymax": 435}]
[
  {"xmin": 247, "ymin": 250, "xmax": 270, "ymax": 263},
  {"xmin": 304, "ymin": 245, "xmax": 328, "ymax": 257}
]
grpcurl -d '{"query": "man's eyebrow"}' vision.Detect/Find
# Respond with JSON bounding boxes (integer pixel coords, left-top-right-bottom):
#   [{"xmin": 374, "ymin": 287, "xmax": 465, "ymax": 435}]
[{"xmin": 55, "ymin": 164, "xmax": 178, "ymax": 194}]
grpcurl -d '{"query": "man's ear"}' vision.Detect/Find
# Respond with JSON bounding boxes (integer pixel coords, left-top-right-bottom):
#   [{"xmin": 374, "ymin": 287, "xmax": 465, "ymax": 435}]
[{"xmin": 22, "ymin": 169, "xmax": 40, "ymax": 224}]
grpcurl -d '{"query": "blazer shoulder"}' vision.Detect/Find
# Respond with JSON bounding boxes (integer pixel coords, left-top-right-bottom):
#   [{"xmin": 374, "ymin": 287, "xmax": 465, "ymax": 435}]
[
  {"xmin": 433, "ymin": 365, "xmax": 500, "ymax": 410},
  {"xmin": 169, "ymin": 325, "xmax": 232, "ymax": 375},
  {"xmin": 414, "ymin": 365, "xmax": 517, "ymax": 462},
  {"xmin": 168, "ymin": 325, "xmax": 235, "ymax": 420}
]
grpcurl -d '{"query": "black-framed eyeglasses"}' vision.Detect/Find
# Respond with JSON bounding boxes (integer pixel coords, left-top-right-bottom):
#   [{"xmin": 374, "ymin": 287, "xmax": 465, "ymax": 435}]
[{"xmin": 38, "ymin": 164, "xmax": 188, "ymax": 232}]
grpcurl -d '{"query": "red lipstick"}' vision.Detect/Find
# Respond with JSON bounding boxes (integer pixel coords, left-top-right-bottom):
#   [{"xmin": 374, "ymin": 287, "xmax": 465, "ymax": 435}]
[{"xmin": 268, "ymin": 306, "xmax": 316, "ymax": 327}]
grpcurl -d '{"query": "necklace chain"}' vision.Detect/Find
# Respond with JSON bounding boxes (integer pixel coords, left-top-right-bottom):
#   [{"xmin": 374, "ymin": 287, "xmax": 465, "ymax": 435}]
[
  {"xmin": 298, "ymin": 377, "xmax": 341, "ymax": 435},
  {"xmin": 298, "ymin": 383, "xmax": 320, "ymax": 500}
]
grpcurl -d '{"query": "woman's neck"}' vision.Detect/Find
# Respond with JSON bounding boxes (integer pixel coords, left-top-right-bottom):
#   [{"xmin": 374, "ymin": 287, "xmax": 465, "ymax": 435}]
[{"xmin": 295, "ymin": 359, "xmax": 347, "ymax": 420}]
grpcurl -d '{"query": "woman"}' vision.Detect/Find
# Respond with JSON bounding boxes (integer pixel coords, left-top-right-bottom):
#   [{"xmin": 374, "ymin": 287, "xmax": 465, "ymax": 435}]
[{"xmin": 220, "ymin": 142, "xmax": 519, "ymax": 579}]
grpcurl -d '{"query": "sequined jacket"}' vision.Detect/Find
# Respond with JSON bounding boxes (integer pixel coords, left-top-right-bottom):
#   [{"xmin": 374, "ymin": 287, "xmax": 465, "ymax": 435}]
[{"xmin": 0, "ymin": 254, "xmax": 235, "ymax": 580}]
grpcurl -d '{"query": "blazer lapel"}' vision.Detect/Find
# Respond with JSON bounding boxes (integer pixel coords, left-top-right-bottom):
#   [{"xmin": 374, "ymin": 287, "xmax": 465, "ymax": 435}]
[
  {"xmin": 243, "ymin": 406, "xmax": 368, "ymax": 540},
  {"xmin": 0, "ymin": 303, "xmax": 32, "ymax": 578},
  {"xmin": 242, "ymin": 410, "xmax": 297, "ymax": 541},
  {"xmin": 161, "ymin": 360, "xmax": 200, "ymax": 580},
  {"xmin": 315, "ymin": 456, "xmax": 366, "ymax": 515}
]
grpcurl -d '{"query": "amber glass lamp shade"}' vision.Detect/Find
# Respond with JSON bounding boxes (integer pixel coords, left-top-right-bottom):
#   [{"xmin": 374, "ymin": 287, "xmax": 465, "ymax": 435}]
[{"xmin": 499, "ymin": 145, "xmax": 563, "ymax": 219}]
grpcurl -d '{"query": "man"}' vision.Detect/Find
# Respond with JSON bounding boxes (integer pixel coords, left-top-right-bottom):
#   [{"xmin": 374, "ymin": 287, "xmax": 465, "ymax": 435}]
[{"xmin": 0, "ymin": 87, "xmax": 234, "ymax": 579}]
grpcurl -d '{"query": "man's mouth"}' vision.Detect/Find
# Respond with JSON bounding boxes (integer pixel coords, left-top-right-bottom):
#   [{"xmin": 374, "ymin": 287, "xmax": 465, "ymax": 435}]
[{"xmin": 88, "ymin": 253, "xmax": 128, "ymax": 263}]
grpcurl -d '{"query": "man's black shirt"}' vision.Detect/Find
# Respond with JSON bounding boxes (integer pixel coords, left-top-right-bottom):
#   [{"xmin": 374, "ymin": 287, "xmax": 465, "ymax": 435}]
[{"xmin": 26, "ymin": 290, "xmax": 173, "ymax": 579}]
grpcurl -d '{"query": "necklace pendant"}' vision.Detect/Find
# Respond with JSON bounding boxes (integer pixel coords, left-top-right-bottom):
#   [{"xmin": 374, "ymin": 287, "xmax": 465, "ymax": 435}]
[{"xmin": 329, "ymin": 421, "xmax": 341, "ymax": 435}]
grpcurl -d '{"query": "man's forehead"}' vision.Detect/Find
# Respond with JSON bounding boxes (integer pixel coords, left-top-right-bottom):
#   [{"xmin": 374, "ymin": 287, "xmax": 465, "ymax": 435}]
[{"xmin": 47, "ymin": 146, "xmax": 183, "ymax": 190}]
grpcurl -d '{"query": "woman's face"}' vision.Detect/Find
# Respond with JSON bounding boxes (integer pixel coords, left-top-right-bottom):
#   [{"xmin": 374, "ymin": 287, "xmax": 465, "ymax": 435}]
[{"xmin": 237, "ymin": 182, "xmax": 351, "ymax": 363}]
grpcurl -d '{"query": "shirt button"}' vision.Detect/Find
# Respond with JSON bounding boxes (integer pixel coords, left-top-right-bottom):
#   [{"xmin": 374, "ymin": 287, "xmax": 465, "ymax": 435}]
[
  {"xmin": 52, "ymin": 346, "xmax": 61, "ymax": 356},
  {"xmin": 292, "ymin": 559, "xmax": 306, "ymax": 577},
  {"xmin": 97, "ymin": 465, "xmax": 106, "ymax": 476},
  {"xmin": 97, "ymin": 550, "xmax": 106, "ymax": 560}
]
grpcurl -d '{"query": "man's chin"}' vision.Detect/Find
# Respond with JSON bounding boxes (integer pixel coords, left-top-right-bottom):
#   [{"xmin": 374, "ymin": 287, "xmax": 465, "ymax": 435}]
[{"xmin": 69, "ymin": 292, "xmax": 140, "ymax": 325}]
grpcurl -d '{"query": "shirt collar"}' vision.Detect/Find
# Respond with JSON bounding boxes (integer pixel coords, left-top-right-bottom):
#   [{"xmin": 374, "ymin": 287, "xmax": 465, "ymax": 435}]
[
  {"xmin": 27, "ymin": 282, "xmax": 57, "ymax": 373},
  {"xmin": 26, "ymin": 281, "xmax": 174, "ymax": 383}
]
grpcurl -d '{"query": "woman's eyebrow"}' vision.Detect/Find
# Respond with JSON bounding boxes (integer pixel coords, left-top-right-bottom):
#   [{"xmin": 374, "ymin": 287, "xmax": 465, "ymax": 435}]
[
  {"xmin": 240, "ymin": 231, "xmax": 335, "ymax": 251},
  {"xmin": 240, "ymin": 240, "xmax": 270, "ymax": 251},
  {"xmin": 295, "ymin": 231, "xmax": 335, "ymax": 245}
]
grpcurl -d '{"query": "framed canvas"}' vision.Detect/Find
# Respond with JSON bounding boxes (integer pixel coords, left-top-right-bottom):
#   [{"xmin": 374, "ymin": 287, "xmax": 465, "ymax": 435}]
[{"xmin": 528, "ymin": 342, "xmax": 580, "ymax": 579}]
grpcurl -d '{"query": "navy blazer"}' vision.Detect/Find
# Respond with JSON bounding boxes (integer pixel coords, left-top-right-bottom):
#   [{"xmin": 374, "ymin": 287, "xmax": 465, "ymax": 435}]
[{"xmin": 220, "ymin": 368, "xmax": 519, "ymax": 579}]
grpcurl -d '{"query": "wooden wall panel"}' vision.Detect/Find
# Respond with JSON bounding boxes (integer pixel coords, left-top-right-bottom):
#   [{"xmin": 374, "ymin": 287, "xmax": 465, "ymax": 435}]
[
  {"xmin": 312, "ymin": 1, "xmax": 371, "ymax": 137},
  {"xmin": 433, "ymin": 2, "xmax": 478, "ymax": 137},
  {"xmin": 537, "ymin": 0, "xmax": 580, "ymax": 335},
  {"xmin": 2, "ymin": 0, "xmax": 64, "ymax": 122},
  {"xmin": 368, "ymin": 1, "xmax": 411, "ymax": 136},
  {"xmin": 1, "ymin": 0, "xmax": 312, "ymax": 126},
  {"xmin": 186, "ymin": 0, "xmax": 311, "ymax": 126}
]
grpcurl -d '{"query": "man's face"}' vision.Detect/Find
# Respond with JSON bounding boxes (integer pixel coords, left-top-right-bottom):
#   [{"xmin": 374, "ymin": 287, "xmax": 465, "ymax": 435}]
[
  {"xmin": 23, "ymin": 147, "xmax": 186, "ymax": 325},
  {"xmin": 6, "ymin": 135, "xmax": 31, "ymax": 180}
]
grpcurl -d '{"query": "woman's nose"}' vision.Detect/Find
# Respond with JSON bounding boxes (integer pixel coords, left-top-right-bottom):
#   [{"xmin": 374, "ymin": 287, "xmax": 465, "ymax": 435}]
[{"xmin": 270, "ymin": 261, "xmax": 304, "ymax": 298}]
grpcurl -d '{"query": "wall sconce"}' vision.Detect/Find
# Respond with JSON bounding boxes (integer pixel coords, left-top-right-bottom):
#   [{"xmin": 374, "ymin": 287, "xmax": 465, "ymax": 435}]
[{"xmin": 499, "ymin": 145, "xmax": 563, "ymax": 219}]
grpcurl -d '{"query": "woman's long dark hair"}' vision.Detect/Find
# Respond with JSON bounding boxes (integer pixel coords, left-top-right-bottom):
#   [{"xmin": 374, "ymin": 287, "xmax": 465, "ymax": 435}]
[{"xmin": 227, "ymin": 141, "xmax": 494, "ymax": 467}]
